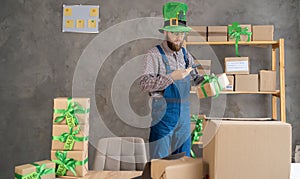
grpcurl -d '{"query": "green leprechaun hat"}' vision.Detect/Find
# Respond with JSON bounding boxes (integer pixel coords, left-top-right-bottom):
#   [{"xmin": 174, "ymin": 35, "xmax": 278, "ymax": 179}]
[{"xmin": 159, "ymin": 2, "xmax": 192, "ymax": 33}]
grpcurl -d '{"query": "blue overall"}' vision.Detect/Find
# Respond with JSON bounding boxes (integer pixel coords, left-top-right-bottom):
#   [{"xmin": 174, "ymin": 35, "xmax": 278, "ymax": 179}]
[{"xmin": 149, "ymin": 45, "xmax": 191, "ymax": 159}]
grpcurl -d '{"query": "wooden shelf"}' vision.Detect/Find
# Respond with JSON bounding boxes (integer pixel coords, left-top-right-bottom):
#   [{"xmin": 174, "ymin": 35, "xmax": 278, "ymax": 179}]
[
  {"xmin": 185, "ymin": 40, "xmax": 279, "ymax": 45},
  {"xmin": 190, "ymin": 90, "xmax": 280, "ymax": 97}
]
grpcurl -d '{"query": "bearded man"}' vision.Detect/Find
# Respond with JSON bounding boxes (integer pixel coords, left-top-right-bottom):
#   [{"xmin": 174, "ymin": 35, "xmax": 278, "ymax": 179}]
[{"xmin": 139, "ymin": 2, "xmax": 203, "ymax": 159}]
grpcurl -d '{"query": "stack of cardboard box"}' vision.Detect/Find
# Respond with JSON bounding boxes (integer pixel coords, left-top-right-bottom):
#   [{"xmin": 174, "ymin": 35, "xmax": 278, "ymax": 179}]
[
  {"xmin": 51, "ymin": 97, "xmax": 90, "ymax": 177},
  {"xmin": 224, "ymin": 57, "xmax": 276, "ymax": 92},
  {"xmin": 186, "ymin": 24, "xmax": 274, "ymax": 42}
]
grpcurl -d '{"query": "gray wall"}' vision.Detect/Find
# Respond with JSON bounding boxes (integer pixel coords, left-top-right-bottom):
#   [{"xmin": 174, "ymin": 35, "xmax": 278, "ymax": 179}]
[{"xmin": 0, "ymin": 0, "xmax": 299, "ymax": 178}]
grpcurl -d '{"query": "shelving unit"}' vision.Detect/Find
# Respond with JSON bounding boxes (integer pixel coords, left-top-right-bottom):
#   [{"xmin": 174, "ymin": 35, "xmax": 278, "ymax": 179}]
[{"xmin": 185, "ymin": 39, "xmax": 286, "ymax": 122}]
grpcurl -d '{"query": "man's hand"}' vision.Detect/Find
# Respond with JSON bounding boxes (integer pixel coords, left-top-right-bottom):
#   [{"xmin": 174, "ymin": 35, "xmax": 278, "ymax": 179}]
[{"xmin": 170, "ymin": 67, "xmax": 193, "ymax": 81}]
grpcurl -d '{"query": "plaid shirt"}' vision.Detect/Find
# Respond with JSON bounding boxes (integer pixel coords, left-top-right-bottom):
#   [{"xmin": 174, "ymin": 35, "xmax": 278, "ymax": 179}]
[{"xmin": 139, "ymin": 40, "xmax": 196, "ymax": 93}]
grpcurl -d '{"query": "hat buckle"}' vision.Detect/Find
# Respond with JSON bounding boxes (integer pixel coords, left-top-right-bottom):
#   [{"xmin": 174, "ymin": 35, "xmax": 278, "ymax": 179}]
[{"xmin": 169, "ymin": 18, "xmax": 178, "ymax": 26}]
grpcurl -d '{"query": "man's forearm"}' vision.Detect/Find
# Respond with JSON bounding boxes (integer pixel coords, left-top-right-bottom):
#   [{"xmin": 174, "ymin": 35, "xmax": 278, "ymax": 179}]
[{"xmin": 139, "ymin": 74, "xmax": 173, "ymax": 92}]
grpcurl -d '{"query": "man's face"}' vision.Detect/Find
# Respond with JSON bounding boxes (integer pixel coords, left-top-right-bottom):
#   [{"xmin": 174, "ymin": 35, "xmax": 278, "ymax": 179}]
[{"xmin": 165, "ymin": 31, "xmax": 186, "ymax": 51}]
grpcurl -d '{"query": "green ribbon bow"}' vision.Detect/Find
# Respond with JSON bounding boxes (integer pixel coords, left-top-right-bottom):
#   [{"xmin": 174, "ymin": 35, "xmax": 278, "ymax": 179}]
[
  {"xmin": 200, "ymin": 74, "xmax": 222, "ymax": 98},
  {"xmin": 52, "ymin": 127, "xmax": 89, "ymax": 150},
  {"xmin": 190, "ymin": 115, "xmax": 204, "ymax": 158},
  {"xmin": 15, "ymin": 163, "xmax": 55, "ymax": 179},
  {"xmin": 228, "ymin": 22, "xmax": 252, "ymax": 57},
  {"xmin": 54, "ymin": 98, "xmax": 90, "ymax": 128},
  {"xmin": 52, "ymin": 151, "xmax": 88, "ymax": 176}
]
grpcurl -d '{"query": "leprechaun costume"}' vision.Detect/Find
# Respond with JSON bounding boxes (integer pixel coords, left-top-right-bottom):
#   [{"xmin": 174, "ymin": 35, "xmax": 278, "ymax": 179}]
[{"xmin": 139, "ymin": 2, "xmax": 198, "ymax": 159}]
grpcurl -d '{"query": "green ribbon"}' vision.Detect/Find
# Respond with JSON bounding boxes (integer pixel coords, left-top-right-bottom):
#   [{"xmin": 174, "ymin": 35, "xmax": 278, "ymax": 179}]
[
  {"xmin": 190, "ymin": 115, "xmax": 204, "ymax": 158},
  {"xmin": 52, "ymin": 127, "xmax": 89, "ymax": 150},
  {"xmin": 228, "ymin": 22, "xmax": 252, "ymax": 57},
  {"xmin": 200, "ymin": 74, "xmax": 222, "ymax": 98},
  {"xmin": 14, "ymin": 163, "xmax": 55, "ymax": 179},
  {"xmin": 54, "ymin": 98, "xmax": 90, "ymax": 128},
  {"xmin": 52, "ymin": 151, "xmax": 88, "ymax": 176}
]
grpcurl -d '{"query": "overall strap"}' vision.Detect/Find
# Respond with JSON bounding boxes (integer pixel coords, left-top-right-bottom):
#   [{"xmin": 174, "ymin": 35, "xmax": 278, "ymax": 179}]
[
  {"xmin": 156, "ymin": 45, "xmax": 172, "ymax": 74},
  {"xmin": 181, "ymin": 47, "xmax": 189, "ymax": 69}
]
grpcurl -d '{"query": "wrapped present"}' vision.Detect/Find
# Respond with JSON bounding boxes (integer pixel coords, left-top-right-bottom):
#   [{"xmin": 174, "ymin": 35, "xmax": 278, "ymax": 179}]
[
  {"xmin": 52, "ymin": 125, "xmax": 89, "ymax": 151},
  {"xmin": 15, "ymin": 160, "xmax": 55, "ymax": 179},
  {"xmin": 51, "ymin": 150, "xmax": 88, "ymax": 177},
  {"xmin": 196, "ymin": 74, "xmax": 228, "ymax": 99},
  {"xmin": 208, "ymin": 26, "xmax": 227, "ymax": 42},
  {"xmin": 228, "ymin": 22, "xmax": 252, "ymax": 57},
  {"xmin": 187, "ymin": 26, "xmax": 207, "ymax": 42},
  {"xmin": 53, "ymin": 98, "xmax": 90, "ymax": 127},
  {"xmin": 228, "ymin": 24, "xmax": 252, "ymax": 42}
]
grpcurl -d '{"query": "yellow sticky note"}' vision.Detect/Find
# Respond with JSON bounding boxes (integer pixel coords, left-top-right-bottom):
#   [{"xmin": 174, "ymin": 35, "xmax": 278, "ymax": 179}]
[
  {"xmin": 88, "ymin": 19, "xmax": 97, "ymax": 28},
  {"xmin": 64, "ymin": 8, "xmax": 72, "ymax": 16},
  {"xmin": 65, "ymin": 20, "xmax": 74, "ymax": 28},
  {"xmin": 90, "ymin": 8, "xmax": 98, "ymax": 17},
  {"xmin": 76, "ymin": 20, "xmax": 84, "ymax": 28}
]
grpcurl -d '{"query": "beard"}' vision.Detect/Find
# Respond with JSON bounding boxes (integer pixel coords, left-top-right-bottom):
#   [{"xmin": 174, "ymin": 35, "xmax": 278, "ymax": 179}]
[{"xmin": 167, "ymin": 37, "xmax": 183, "ymax": 51}]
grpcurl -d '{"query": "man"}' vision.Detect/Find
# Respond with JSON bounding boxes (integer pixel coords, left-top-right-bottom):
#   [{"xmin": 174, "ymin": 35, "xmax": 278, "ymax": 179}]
[{"xmin": 139, "ymin": 2, "xmax": 203, "ymax": 159}]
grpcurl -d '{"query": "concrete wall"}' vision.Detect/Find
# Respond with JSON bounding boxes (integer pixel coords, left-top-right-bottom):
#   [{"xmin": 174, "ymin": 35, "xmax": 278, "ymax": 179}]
[{"xmin": 0, "ymin": 0, "xmax": 299, "ymax": 178}]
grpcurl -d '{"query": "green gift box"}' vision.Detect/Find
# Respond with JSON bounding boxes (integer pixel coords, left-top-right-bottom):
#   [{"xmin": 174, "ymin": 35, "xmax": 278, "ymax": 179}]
[
  {"xmin": 53, "ymin": 97, "xmax": 90, "ymax": 128},
  {"xmin": 51, "ymin": 150, "xmax": 88, "ymax": 177},
  {"xmin": 15, "ymin": 160, "xmax": 55, "ymax": 179}
]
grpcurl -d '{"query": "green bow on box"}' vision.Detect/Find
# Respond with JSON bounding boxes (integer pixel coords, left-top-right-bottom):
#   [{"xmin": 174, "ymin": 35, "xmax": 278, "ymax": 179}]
[
  {"xmin": 52, "ymin": 151, "xmax": 88, "ymax": 176},
  {"xmin": 228, "ymin": 22, "xmax": 252, "ymax": 57},
  {"xmin": 15, "ymin": 163, "xmax": 55, "ymax": 179},
  {"xmin": 200, "ymin": 74, "xmax": 222, "ymax": 98},
  {"xmin": 52, "ymin": 127, "xmax": 89, "ymax": 150},
  {"xmin": 54, "ymin": 98, "xmax": 90, "ymax": 128},
  {"xmin": 190, "ymin": 115, "xmax": 204, "ymax": 158}
]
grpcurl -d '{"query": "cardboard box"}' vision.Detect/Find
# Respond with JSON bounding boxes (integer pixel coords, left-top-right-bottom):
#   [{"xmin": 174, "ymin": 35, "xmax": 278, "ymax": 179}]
[
  {"xmin": 228, "ymin": 24, "xmax": 252, "ymax": 42},
  {"xmin": 235, "ymin": 74, "xmax": 258, "ymax": 92},
  {"xmin": 260, "ymin": 70, "xmax": 276, "ymax": 91},
  {"xmin": 203, "ymin": 120, "xmax": 291, "ymax": 179},
  {"xmin": 51, "ymin": 150, "xmax": 88, "ymax": 177},
  {"xmin": 252, "ymin": 25, "xmax": 274, "ymax": 41},
  {"xmin": 15, "ymin": 160, "xmax": 55, "ymax": 179},
  {"xmin": 187, "ymin": 26, "xmax": 207, "ymax": 42},
  {"xmin": 52, "ymin": 125, "xmax": 89, "ymax": 151},
  {"xmin": 216, "ymin": 73, "xmax": 229, "ymax": 90},
  {"xmin": 208, "ymin": 26, "xmax": 227, "ymax": 42},
  {"xmin": 194, "ymin": 60, "xmax": 211, "ymax": 75},
  {"xmin": 53, "ymin": 98, "xmax": 90, "ymax": 126},
  {"xmin": 196, "ymin": 73, "xmax": 229, "ymax": 98},
  {"xmin": 225, "ymin": 57, "xmax": 249, "ymax": 74},
  {"xmin": 151, "ymin": 156, "xmax": 208, "ymax": 179},
  {"xmin": 224, "ymin": 75, "xmax": 234, "ymax": 91}
]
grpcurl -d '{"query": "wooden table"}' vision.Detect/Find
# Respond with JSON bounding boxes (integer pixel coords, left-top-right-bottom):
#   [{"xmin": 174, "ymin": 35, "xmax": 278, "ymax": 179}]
[{"xmin": 58, "ymin": 171, "xmax": 143, "ymax": 179}]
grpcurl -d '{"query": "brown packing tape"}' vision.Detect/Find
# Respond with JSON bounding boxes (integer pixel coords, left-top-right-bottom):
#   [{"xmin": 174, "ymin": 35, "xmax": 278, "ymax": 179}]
[
  {"xmin": 51, "ymin": 150, "xmax": 88, "ymax": 177},
  {"xmin": 52, "ymin": 125, "xmax": 89, "ymax": 151},
  {"xmin": 15, "ymin": 160, "xmax": 55, "ymax": 179},
  {"xmin": 53, "ymin": 97, "xmax": 90, "ymax": 125}
]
